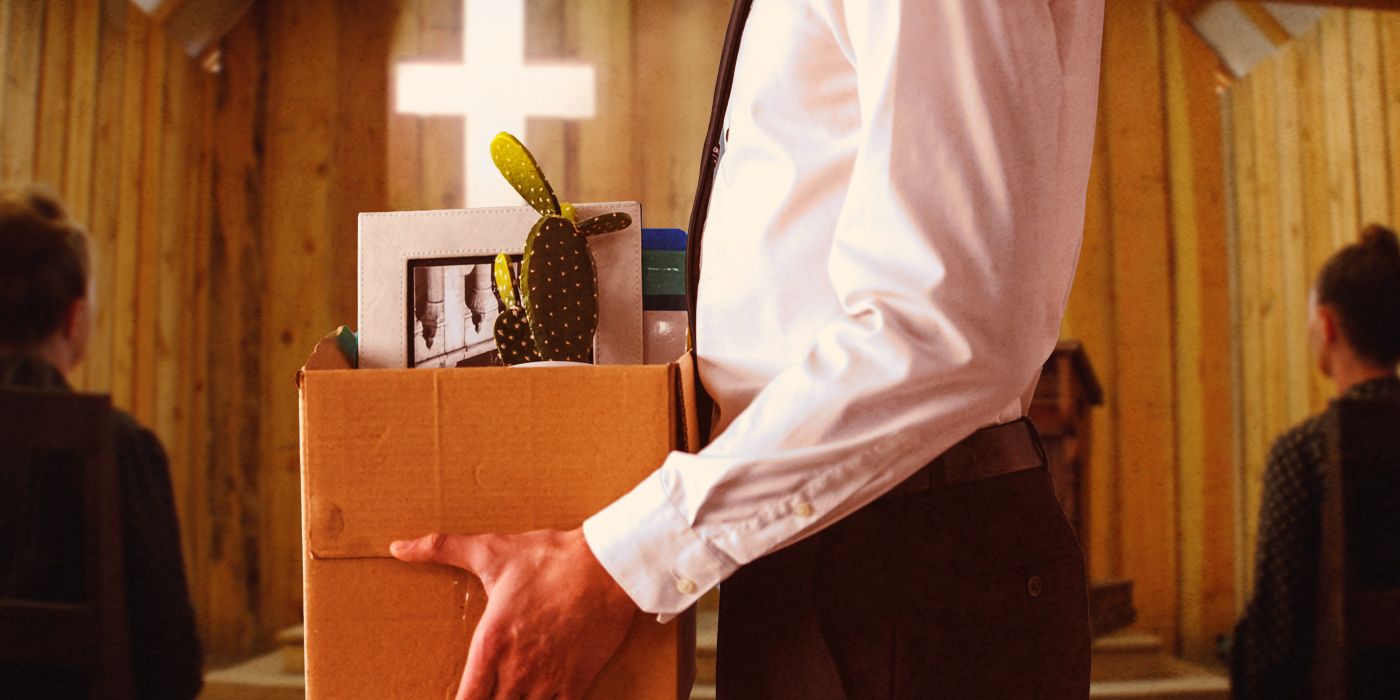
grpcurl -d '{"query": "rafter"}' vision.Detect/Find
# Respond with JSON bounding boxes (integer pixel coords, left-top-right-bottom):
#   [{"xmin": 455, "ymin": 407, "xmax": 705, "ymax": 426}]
[{"xmin": 1237, "ymin": 1, "xmax": 1293, "ymax": 47}]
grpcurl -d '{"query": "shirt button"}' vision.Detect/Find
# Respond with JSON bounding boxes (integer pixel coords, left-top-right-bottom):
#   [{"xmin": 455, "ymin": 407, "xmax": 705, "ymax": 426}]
[
  {"xmin": 1027, "ymin": 575, "xmax": 1042, "ymax": 598},
  {"xmin": 676, "ymin": 578, "xmax": 697, "ymax": 595},
  {"xmin": 793, "ymin": 502, "xmax": 814, "ymax": 518}
]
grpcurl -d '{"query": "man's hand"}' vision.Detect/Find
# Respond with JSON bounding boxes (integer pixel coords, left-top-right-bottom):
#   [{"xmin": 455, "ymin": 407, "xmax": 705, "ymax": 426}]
[{"xmin": 390, "ymin": 528, "xmax": 639, "ymax": 700}]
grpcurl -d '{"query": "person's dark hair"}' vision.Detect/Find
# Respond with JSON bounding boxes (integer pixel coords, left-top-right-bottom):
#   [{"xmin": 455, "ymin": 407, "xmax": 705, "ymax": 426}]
[
  {"xmin": 1315, "ymin": 223, "xmax": 1400, "ymax": 367},
  {"xmin": 0, "ymin": 185, "xmax": 90, "ymax": 348}
]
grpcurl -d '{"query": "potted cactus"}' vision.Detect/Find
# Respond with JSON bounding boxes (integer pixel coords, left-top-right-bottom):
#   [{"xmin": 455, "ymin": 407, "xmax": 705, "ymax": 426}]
[{"xmin": 488, "ymin": 133, "xmax": 632, "ymax": 365}]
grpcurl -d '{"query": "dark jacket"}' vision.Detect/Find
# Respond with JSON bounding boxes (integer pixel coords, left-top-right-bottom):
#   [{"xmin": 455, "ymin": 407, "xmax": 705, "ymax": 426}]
[
  {"xmin": 0, "ymin": 353, "xmax": 203, "ymax": 699},
  {"xmin": 1231, "ymin": 375, "xmax": 1400, "ymax": 699}
]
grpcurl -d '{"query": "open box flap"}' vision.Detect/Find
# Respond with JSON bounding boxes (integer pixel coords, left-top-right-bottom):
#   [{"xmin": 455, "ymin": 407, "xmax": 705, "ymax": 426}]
[{"xmin": 300, "ymin": 365, "xmax": 676, "ymax": 560}]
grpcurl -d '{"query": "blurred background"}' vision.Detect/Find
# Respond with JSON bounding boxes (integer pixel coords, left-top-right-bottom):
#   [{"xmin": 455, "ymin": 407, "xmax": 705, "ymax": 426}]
[{"xmin": 1, "ymin": 0, "xmax": 1397, "ymax": 696}]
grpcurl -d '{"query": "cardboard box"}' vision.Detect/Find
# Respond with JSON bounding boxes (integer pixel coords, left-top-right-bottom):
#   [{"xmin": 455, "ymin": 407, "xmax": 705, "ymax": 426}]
[{"xmin": 298, "ymin": 335, "xmax": 699, "ymax": 698}]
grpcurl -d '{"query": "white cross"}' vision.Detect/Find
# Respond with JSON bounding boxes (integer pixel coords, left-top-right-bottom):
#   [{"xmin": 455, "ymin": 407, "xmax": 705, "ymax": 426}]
[{"xmin": 396, "ymin": 0, "xmax": 596, "ymax": 207}]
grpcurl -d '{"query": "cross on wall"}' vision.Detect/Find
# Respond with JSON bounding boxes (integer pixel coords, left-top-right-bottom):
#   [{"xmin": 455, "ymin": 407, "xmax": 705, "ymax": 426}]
[{"xmin": 396, "ymin": 0, "xmax": 597, "ymax": 207}]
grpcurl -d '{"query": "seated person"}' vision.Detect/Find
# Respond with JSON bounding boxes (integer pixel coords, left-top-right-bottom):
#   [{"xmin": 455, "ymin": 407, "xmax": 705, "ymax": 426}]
[
  {"xmin": 1231, "ymin": 224, "xmax": 1400, "ymax": 698},
  {"xmin": 0, "ymin": 185, "xmax": 203, "ymax": 699}
]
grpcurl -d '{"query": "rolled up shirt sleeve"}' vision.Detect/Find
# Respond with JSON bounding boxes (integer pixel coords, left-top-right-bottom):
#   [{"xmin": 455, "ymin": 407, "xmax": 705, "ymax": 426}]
[{"xmin": 585, "ymin": 0, "xmax": 1103, "ymax": 618}]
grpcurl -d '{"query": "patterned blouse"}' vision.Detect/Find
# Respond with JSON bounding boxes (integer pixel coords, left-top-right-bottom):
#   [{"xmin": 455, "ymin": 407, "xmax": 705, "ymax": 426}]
[{"xmin": 1231, "ymin": 374, "xmax": 1400, "ymax": 699}]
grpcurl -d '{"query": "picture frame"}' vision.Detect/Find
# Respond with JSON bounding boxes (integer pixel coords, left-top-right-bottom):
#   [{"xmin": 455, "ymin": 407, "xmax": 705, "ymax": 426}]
[{"xmin": 358, "ymin": 202, "xmax": 643, "ymax": 369}]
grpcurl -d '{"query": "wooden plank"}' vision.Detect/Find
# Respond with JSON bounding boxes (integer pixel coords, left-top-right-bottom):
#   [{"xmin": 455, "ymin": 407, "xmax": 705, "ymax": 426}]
[
  {"xmin": 1165, "ymin": 10, "xmax": 1236, "ymax": 661},
  {"xmin": 1230, "ymin": 74, "xmax": 1264, "ymax": 596},
  {"xmin": 1348, "ymin": 11, "xmax": 1390, "ymax": 228},
  {"xmin": 63, "ymin": 0, "xmax": 102, "ymax": 257},
  {"xmin": 329, "ymin": 0, "xmax": 393, "ymax": 320},
  {"xmin": 203, "ymin": 0, "xmax": 265, "ymax": 658},
  {"xmin": 525, "ymin": 0, "xmax": 569, "ymax": 203},
  {"xmin": 111, "ymin": 10, "xmax": 151, "ymax": 413},
  {"xmin": 179, "ymin": 55, "xmax": 216, "ymax": 657},
  {"xmin": 1320, "ymin": 11, "xmax": 1359, "ymax": 251},
  {"xmin": 132, "ymin": 17, "xmax": 166, "ymax": 425},
  {"xmin": 1237, "ymin": 1, "xmax": 1293, "ymax": 47},
  {"xmin": 1182, "ymin": 30, "xmax": 1237, "ymax": 659},
  {"xmin": 34, "ymin": 0, "xmax": 72, "ymax": 193},
  {"xmin": 415, "ymin": 4, "xmax": 464, "ymax": 210},
  {"xmin": 566, "ymin": 0, "xmax": 639, "ymax": 205},
  {"xmin": 1, "ymin": 0, "xmax": 44, "ymax": 181},
  {"xmin": 1295, "ymin": 29, "xmax": 1334, "ymax": 413},
  {"xmin": 154, "ymin": 39, "xmax": 192, "ymax": 544},
  {"xmin": 1061, "ymin": 97, "xmax": 1119, "ymax": 583},
  {"xmin": 0, "ymin": 0, "xmax": 12, "ymax": 129},
  {"xmin": 261, "ymin": 0, "xmax": 341, "ymax": 639},
  {"xmin": 1273, "ymin": 46, "xmax": 1312, "ymax": 429},
  {"xmin": 63, "ymin": 0, "xmax": 102, "ymax": 392},
  {"xmin": 1270, "ymin": 0, "xmax": 1400, "ymax": 11},
  {"xmin": 1166, "ymin": 0, "xmax": 1215, "ymax": 19},
  {"xmin": 1164, "ymin": 10, "xmax": 1205, "ymax": 658},
  {"xmin": 1102, "ymin": 0, "xmax": 1178, "ymax": 647},
  {"xmin": 84, "ymin": 0, "xmax": 130, "ymax": 396},
  {"xmin": 1384, "ymin": 13, "xmax": 1400, "ymax": 239},
  {"xmin": 633, "ymin": 0, "xmax": 728, "ymax": 228},
  {"xmin": 387, "ymin": 0, "xmax": 423, "ymax": 210},
  {"xmin": 1251, "ymin": 60, "xmax": 1286, "ymax": 463}
]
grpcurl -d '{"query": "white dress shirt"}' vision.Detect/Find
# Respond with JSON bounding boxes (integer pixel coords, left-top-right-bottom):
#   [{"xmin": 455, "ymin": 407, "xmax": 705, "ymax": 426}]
[{"xmin": 584, "ymin": 0, "xmax": 1104, "ymax": 619}]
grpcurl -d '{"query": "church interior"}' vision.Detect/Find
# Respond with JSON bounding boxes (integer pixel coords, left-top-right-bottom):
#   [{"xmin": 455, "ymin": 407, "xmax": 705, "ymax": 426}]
[{"xmin": 2, "ymin": 0, "xmax": 1399, "ymax": 697}]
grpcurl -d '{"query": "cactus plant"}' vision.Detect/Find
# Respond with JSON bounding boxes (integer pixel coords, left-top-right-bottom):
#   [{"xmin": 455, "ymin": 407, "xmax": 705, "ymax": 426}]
[
  {"xmin": 491, "ymin": 253, "xmax": 541, "ymax": 365},
  {"xmin": 489, "ymin": 132, "xmax": 632, "ymax": 364}
]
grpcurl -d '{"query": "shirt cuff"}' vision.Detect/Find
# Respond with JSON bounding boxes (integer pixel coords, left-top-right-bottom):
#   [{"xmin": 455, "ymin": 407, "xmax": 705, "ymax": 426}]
[{"xmin": 583, "ymin": 460, "xmax": 735, "ymax": 622}]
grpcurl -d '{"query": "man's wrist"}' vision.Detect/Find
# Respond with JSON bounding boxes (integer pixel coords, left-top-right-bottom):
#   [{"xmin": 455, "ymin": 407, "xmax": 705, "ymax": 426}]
[{"xmin": 583, "ymin": 466, "xmax": 734, "ymax": 621}]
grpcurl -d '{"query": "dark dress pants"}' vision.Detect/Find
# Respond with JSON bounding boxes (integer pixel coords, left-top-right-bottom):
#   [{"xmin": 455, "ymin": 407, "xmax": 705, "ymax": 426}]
[{"xmin": 715, "ymin": 465, "xmax": 1090, "ymax": 699}]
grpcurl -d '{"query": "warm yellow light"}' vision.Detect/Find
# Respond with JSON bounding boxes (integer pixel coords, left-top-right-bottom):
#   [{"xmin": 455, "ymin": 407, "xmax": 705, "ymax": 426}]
[{"xmin": 396, "ymin": 0, "xmax": 596, "ymax": 207}]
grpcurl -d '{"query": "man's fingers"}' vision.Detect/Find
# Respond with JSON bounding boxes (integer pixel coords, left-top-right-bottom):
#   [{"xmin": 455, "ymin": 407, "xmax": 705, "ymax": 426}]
[
  {"xmin": 390, "ymin": 532, "xmax": 493, "ymax": 574},
  {"xmin": 457, "ymin": 612, "xmax": 503, "ymax": 700}
]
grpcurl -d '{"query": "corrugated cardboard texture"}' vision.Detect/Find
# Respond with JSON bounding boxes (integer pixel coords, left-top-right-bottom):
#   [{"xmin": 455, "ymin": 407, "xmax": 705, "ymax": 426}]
[{"xmin": 301, "ymin": 364, "xmax": 686, "ymax": 699}]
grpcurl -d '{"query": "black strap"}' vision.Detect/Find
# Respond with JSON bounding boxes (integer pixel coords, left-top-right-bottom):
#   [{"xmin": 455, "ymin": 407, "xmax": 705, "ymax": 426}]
[{"xmin": 685, "ymin": 0, "xmax": 753, "ymax": 443}]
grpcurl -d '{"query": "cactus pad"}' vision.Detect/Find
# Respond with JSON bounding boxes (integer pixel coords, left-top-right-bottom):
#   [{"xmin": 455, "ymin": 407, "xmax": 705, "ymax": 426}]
[
  {"xmin": 521, "ymin": 216, "xmax": 597, "ymax": 363},
  {"xmin": 577, "ymin": 212, "xmax": 632, "ymax": 237},
  {"xmin": 490, "ymin": 133, "xmax": 559, "ymax": 216},
  {"xmin": 491, "ymin": 253, "xmax": 541, "ymax": 365}
]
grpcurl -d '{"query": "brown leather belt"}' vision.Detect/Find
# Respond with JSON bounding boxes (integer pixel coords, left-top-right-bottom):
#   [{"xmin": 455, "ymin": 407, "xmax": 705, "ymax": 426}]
[{"xmin": 880, "ymin": 417, "xmax": 1048, "ymax": 500}]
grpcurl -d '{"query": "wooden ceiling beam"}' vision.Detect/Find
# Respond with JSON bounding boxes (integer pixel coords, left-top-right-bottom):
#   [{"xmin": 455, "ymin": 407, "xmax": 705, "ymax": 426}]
[
  {"xmin": 1237, "ymin": 1, "xmax": 1294, "ymax": 47},
  {"xmin": 1165, "ymin": 0, "xmax": 1219, "ymax": 20},
  {"xmin": 1264, "ymin": 0, "xmax": 1400, "ymax": 9}
]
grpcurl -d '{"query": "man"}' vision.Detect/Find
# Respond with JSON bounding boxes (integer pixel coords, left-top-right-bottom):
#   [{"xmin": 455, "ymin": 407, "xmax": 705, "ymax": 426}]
[
  {"xmin": 392, "ymin": 1, "xmax": 1105, "ymax": 696},
  {"xmin": 1231, "ymin": 225, "xmax": 1400, "ymax": 699},
  {"xmin": 0, "ymin": 185, "xmax": 204, "ymax": 699}
]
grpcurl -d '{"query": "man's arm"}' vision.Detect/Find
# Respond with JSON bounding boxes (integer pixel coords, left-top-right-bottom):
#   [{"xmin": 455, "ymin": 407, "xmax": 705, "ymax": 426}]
[{"xmin": 585, "ymin": 0, "xmax": 1105, "ymax": 617}]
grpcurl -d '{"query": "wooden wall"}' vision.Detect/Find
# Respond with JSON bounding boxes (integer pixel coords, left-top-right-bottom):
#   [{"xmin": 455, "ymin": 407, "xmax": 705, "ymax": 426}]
[
  {"xmin": 1060, "ymin": 0, "xmax": 1236, "ymax": 659},
  {"xmin": 1224, "ymin": 5, "xmax": 1400, "ymax": 623},
  {"xmin": 0, "ymin": 0, "xmax": 392, "ymax": 660},
  {"xmin": 0, "ymin": 0, "xmax": 726, "ymax": 661},
  {"xmin": 16, "ymin": 0, "xmax": 1372, "ymax": 669},
  {"xmin": 387, "ymin": 0, "xmax": 728, "ymax": 224}
]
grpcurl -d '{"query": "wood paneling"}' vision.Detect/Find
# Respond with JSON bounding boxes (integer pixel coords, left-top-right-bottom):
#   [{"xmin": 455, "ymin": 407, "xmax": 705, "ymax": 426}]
[
  {"xmin": 1165, "ymin": 9, "xmax": 1237, "ymax": 661},
  {"xmin": 1, "ymin": 0, "xmax": 727, "ymax": 662},
  {"xmin": 24, "ymin": 0, "xmax": 1357, "ymax": 669},
  {"xmin": 1061, "ymin": 0, "xmax": 1236, "ymax": 658},
  {"xmin": 1104, "ymin": 0, "xmax": 1181, "ymax": 648},
  {"xmin": 1224, "ymin": 3, "xmax": 1400, "ymax": 643}
]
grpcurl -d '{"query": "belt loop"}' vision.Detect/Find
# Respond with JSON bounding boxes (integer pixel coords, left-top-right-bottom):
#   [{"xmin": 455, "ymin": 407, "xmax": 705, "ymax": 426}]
[{"xmin": 1021, "ymin": 416, "xmax": 1049, "ymax": 468}]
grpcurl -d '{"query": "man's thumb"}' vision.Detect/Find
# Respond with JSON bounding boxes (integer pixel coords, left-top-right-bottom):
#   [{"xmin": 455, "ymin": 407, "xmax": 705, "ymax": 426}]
[{"xmin": 390, "ymin": 533, "xmax": 457, "ymax": 565}]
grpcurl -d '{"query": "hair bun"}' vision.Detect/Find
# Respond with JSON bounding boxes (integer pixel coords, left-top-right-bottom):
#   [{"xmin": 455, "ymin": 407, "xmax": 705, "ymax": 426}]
[{"xmin": 1360, "ymin": 223, "xmax": 1400, "ymax": 259}]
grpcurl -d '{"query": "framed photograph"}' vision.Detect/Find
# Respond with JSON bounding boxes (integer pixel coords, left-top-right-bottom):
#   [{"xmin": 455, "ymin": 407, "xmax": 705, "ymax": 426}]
[{"xmin": 358, "ymin": 202, "xmax": 643, "ymax": 369}]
